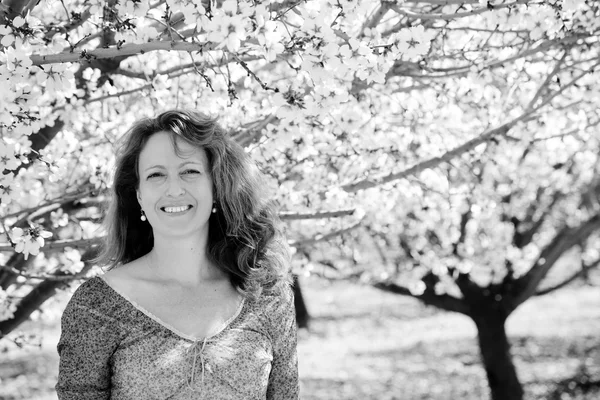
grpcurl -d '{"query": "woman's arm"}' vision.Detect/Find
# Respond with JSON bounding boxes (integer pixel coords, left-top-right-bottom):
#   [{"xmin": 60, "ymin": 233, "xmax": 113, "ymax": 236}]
[
  {"xmin": 55, "ymin": 285, "xmax": 121, "ymax": 400},
  {"xmin": 266, "ymin": 287, "xmax": 299, "ymax": 400}
]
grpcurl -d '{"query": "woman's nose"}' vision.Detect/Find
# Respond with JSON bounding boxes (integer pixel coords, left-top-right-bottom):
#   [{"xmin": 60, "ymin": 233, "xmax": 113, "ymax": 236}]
[{"xmin": 165, "ymin": 177, "xmax": 185, "ymax": 197}]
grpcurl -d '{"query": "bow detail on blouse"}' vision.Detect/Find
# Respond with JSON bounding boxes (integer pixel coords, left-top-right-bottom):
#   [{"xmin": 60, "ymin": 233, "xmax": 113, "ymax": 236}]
[{"xmin": 186, "ymin": 337, "xmax": 209, "ymax": 393}]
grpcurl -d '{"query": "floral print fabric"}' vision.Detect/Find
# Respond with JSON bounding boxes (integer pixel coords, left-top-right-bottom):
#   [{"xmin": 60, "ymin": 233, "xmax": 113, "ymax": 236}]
[{"xmin": 56, "ymin": 277, "xmax": 298, "ymax": 400}]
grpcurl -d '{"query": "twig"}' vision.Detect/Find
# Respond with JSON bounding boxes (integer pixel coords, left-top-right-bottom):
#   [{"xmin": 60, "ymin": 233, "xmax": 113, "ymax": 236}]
[
  {"xmin": 188, "ymin": 51, "xmax": 214, "ymax": 92},
  {"xmin": 529, "ymin": 59, "xmax": 600, "ymax": 112},
  {"xmin": 289, "ymin": 220, "xmax": 363, "ymax": 246},
  {"xmin": 0, "ymin": 237, "xmax": 103, "ymax": 253},
  {"xmin": 526, "ymin": 51, "xmax": 568, "ymax": 111},
  {"xmin": 0, "ymin": 218, "xmax": 14, "ymax": 247},
  {"xmin": 0, "ymin": 189, "xmax": 98, "ymax": 220},
  {"xmin": 86, "ymin": 84, "xmax": 153, "ymax": 104},
  {"xmin": 59, "ymin": 0, "xmax": 71, "ymax": 23},
  {"xmin": 361, "ymin": 2, "xmax": 393, "ymax": 33},
  {"xmin": 273, "ymin": 0, "xmax": 305, "ymax": 20},
  {"xmin": 388, "ymin": 34, "xmax": 589, "ymax": 80},
  {"xmin": 390, "ymin": 0, "xmax": 528, "ymax": 21},
  {"xmin": 280, "ymin": 208, "xmax": 355, "ymax": 220},
  {"xmin": 0, "ymin": 263, "xmax": 93, "ymax": 281},
  {"xmin": 403, "ymin": 0, "xmax": 479, "ymax": 4},
  {"xmin": 232, "ymin": 54, "xmax": 279, "ymax": 92}
]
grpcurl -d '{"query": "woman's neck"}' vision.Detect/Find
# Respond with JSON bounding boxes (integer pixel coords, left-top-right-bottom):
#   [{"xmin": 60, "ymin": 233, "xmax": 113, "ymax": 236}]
[{"xmin": 145, "ymin": 238, "xmax": 227, "ymax": 287}]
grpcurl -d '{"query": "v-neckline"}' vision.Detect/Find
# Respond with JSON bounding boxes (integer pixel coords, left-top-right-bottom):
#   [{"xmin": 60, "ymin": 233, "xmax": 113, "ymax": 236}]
[{"xmin": 97, "ymin": 276, "xmax": 246, "ymax": 342}]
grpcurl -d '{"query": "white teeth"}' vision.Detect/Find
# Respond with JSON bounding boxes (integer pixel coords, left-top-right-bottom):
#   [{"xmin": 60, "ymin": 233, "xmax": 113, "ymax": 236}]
[{"xmin": 163, "ymin": 205, "xmax": 190, "ymax": 213}]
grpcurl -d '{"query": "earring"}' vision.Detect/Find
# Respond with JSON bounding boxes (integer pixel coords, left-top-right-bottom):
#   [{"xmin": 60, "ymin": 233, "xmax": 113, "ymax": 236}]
[
  {"xmin": 140, "ymin": 210, "xmax": 147, "ymax": 221},
  {"xmin": 212, "ymin": 203, "xmax": 217, "ymax": 214}
]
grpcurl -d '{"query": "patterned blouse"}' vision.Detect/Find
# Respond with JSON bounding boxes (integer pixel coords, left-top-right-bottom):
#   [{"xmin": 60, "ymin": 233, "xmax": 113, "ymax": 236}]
[{"xmin": 55, "ymin": 276, "xmax": 299, "ymax": 399}]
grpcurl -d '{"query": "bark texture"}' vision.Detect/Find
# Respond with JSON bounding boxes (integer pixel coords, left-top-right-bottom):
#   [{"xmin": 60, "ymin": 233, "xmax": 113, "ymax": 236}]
[
  {"xmin": 293, "ymin": 275, "xmax": 310, "ymax": 328},
  {"xmin": 474, "ymin": 312, "xmax": 524, "ymax": 400}
]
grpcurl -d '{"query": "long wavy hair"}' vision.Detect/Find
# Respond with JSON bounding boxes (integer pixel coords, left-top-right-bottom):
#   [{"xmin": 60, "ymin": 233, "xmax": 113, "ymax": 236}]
[{"xmin": 97, "ymin": 110, "xmax": 291, "ymax": 299}]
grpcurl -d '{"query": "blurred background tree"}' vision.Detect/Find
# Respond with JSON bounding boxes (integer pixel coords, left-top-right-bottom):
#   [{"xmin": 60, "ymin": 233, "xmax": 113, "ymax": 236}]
[{"xmin": 0, "ymin": 0, "xmax": 599, "ymax": 399}]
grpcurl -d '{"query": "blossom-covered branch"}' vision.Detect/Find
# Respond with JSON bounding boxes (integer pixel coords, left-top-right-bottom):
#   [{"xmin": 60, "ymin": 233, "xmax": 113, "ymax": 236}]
[
  {"xmin": 279, "ymin": 208, "xmax": 355, "ymax": 220},
  {"xmin": 29, "ymin": 40, "xmax": 216, "ymax": 66}
]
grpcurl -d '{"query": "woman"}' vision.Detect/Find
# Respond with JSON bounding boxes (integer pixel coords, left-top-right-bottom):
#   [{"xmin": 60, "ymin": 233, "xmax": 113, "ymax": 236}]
[{"xmin": 56, "ymin": 110, "xmax": 298, "ymax": 399}]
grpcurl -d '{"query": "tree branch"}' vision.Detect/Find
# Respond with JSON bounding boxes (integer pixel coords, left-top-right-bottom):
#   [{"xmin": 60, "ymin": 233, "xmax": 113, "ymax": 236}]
[
  {"xmin": 510, "ymin": 215, "xmax": 600, "ymax": 311},
  {"xmin": 512, "ymin": 190, "xmax": 563, "ymax": 249},
  {"xmin": 452, "ymin": 207, "xmax": 471, "ymax": 255},
  {"xmin": 83, "ymin": 83, "xmax": 153, "ymax": 105},
  {"xmin": 454, "ymin": 269, "xmax": 485, "ymax": 300},
  {"xmin": 7, "ymin": 120, "xmax": 66, "ymax": 176},
  {"xmin": 341, "ymin": 112, "xmax": 531, "ymax": 192},
  {"xmin": 72, "ymin": 55, "xmax": 263, "ymax": 107},
  {"xmin": 289, "ymin": 220, "xmax": 362, "ymax": 246},
  {"xmin": 0, "ymin": 0, "xmax": 32, "ymax": 24},
  {"xmin": 0, "ymin": 209, "xmax": 357, "ymax": 252},
  {"xmin": 372, "ymin": 281, "xmax": 470, "ymax": 315},
  {"xmin": 30, "ymin": 40, "xmax": 216, "ymax": 66},
  {"xmin": 390, "ymin": 34, "xmax": 589, "ymax": 79},
  {"xmin": 361, "ymin": 2, "xmax": 393, "ymax": 33},
  {"xmin": 0, "ymin": 253, "xmax": 29, "ymax": 289},
  {"xmin": 0, "ymin": 247, "xmax": 98, "ymax": 340},
  {"xmin": 44, "ymin": 8, "xmax": 92, "ymax": 42},
  {"xmin": 0, "ymin": 261, "xmax": 93, "ymax": 281},
  {"xmin": 0, "ymin": 237, "xmax": 103, "ymax": 253},
  {"xmin": 390, "ymin": 0, "xmax": 527, "ymax": 21},
  {"xmin": 232, "ymin": 114, "xmax": 277, "ymax": 147},
  {"xmin": 530, "ymin": 59, "xmax": 600, "ymax": 112},
  {"xmin": 535, "ymin": 257, "xmax": 600, "ymax": 296},
  {"xmin": 404, "ymin": 0, "xmax": 479, "ymax": 4},
  {"xmin": 279, "ymin": 208, "xmax": 355, "ymax": 220},
  {"xmin": 1, "ymin": 188, "xmax": 98, "ymax": 220},
  {"xmin": 525, "ymin": 50, "xmax": 568, "ymax": 111}
]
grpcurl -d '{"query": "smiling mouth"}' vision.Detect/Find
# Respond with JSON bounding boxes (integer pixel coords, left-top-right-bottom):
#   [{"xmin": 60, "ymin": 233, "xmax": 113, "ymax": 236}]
[{"xmin": 161, "ymin": 205, "xmax": 193, "ymax": 213}]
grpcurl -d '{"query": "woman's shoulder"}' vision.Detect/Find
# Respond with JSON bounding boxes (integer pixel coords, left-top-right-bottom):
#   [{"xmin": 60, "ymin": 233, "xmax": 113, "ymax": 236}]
[
  {"xmin": 68, "ymin": 276, "xmax": 112, "ymax": 307},
  {"xmin": 251, "ymin": 283, "xmax": 295, "ymax": 320},
  {"xmin": 63, "ymin": 274, "xmax": 133, "ymax": 325}
]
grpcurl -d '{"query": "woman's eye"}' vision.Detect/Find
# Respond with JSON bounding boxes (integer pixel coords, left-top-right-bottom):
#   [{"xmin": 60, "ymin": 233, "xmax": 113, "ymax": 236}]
[
  {"xmin": 182, "ymin": 169, "xmax": 200, "ymax": 175},
  {"xmin": 147, "ymin": 172, "xmax": 163, "ymax": 179}
]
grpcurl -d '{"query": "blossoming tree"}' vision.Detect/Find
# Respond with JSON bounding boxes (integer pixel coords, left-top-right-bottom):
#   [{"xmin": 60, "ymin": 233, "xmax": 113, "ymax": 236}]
[{"xmin": 0, "ymin": 0, "xmax": 598, "ymax": 399}]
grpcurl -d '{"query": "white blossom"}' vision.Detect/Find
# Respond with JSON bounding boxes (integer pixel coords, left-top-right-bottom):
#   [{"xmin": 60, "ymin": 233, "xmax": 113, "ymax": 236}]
[
  {"xmin": 12, "ymin": 226, "xmax": 53, "ymax": 260},
  {"xmin": 408, "ymin": 280, "xmax": 426, "ymax": 296},
  {"xmin": 255, "ymin": 20, "xmax": 285, "ymax": 62},
  {"xmin": 391, "ymin": 25, "xmax": 435, "ymax": 60},
  {"xmin": 0, "ymin": 24, "xmax": 16, "ymax": 46},
  {"xmin": 0, "ymin": 179, "xmax": 20, "ymax": 205},
  {"xmin": 58, "ymin": 248, "xmax": 84, "ymax": 274},
  {"xmin": 121, "ymin": 0, "xmax": 150, "ymax": 17},
  {"xmin": 0, "ymin": 288, "xmax": 17, "ymax": 322},
  {"xmin": 3, "ymin": 44, "xmax": 33, "ymax": 74},
  {"xmin": 0, "ymin": 140, "xmax": 20, "ymax": 171}
]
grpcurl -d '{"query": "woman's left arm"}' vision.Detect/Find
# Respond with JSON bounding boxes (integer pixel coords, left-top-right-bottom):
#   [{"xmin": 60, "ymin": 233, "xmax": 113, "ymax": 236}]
[{"xmin": 266, "ymin": 287, "xmax": 299, "ymax": 400}]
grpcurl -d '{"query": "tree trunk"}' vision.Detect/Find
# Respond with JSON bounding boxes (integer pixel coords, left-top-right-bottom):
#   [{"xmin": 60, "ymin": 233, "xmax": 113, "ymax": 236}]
[
  {"xmin": 474, "ymin": 313, "xmax": 524, "ymax": 400},
  {"xmin": 292, "ymin": 275, "xmax": 310, "ymax": 329},
  {"xmin": 0, "ymin": 278, "xmax": 70, "ymax": 339}
]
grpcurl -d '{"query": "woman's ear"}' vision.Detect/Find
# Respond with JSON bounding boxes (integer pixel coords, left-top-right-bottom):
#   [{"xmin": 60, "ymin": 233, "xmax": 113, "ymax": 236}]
[{"xmin": 136, "ymin": 189, "xmax": 142, "ymax": 206}]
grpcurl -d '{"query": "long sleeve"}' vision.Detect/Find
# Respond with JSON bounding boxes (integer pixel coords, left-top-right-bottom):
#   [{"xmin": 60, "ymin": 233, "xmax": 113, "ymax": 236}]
[
  {"xmin": 55, "ymin": 286, "xmax": 122, "ymax": 400},
  {"xmin": 266, "ymin": 287, "xmax": 299, "ymax": 400}
]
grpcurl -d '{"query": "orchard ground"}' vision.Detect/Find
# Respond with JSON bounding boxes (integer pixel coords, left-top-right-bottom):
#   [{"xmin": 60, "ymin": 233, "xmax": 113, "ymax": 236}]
[{"xmin": 0, "ymin": 277, "xmax": 599, "ymax": 400}]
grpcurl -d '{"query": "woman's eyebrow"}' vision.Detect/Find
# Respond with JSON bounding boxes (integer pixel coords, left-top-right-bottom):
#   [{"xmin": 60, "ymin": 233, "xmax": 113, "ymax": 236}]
[
  {"xmin": 144, "ymin": 164, "xmax": 165, "ymax": 171},
  {"xmin": 143, "ymin": 161, "xmax": 202, "ymax": 172},
  {"xmin": 178, "ymin": 161, "xmax": 202, "ymax": 168}
]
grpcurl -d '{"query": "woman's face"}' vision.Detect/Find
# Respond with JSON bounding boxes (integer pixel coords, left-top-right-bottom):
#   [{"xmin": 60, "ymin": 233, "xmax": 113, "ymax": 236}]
[{"xmin": 136, "ymin": 131, "xmax": 214, "ymax": 241}]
